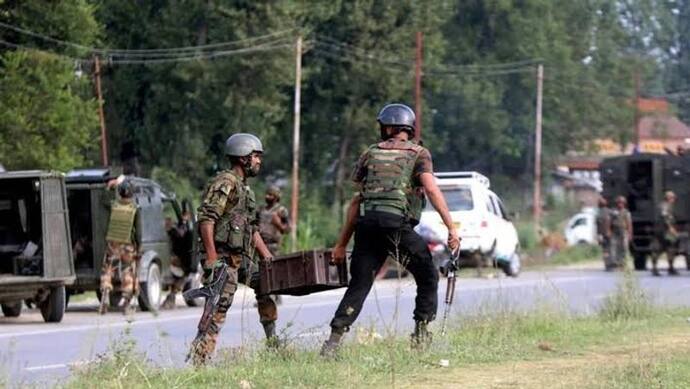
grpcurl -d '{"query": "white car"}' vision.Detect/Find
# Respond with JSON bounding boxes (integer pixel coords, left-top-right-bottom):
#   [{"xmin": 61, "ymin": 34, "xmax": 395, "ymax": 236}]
[
  {"xmin": 415, "ymin": 171, "xmax": 521, "ymax": 277},
  {"xmin": 564, "ymin": 211, "xmax": 597, "ymax": 246}
]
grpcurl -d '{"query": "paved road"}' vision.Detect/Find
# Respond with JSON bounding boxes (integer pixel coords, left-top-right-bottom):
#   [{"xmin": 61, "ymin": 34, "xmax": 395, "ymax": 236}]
[{"xmin": 2, "ymin": 266, "xmax": 689, "ymax": 386}]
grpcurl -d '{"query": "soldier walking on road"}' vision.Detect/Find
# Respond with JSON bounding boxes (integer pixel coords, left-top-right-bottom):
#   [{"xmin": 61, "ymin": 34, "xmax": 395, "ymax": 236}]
[
  {"xmin": 596, "ymin": 197, "xmax": 613, "ymax": 270},
  {"xmin": 652, "ymin": 191, "xmax": 680, "ymax": 276},
  {"xmin": 320, "ymin": 103, "xmax": 461, "ymax": 357},
  {"xmin": 609, "ymin": 196, "xmax": 632, "ymax": 270},
  {"xmin": 187, "ymin": 133, "xmax": 277, "ymax": 366},
  {"xmin": 99, "ymin": 178, "xmax": 140, "ymax": 315}
]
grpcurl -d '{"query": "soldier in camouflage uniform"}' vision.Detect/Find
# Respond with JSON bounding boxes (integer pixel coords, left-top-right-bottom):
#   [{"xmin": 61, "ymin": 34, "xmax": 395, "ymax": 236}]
[
  {"xmin": 320, "ymin": 104, "xmax": 461, "ymax": 357},
  {"xmin": 99, "ymin": 178, "xmax": 140, "ymax": 315},
  {"xmin": 188, "ymin": 133, "xmax": 277, "ymax": 365},
  {"xmin": 596, "ymin": 197, "xmax": 613, "ymax": 270},
  {"xmin": 258, "ymin": 186, "xmax": 291, "ymax": 255},
  {"xmin": 652, "ymin": 191, "xmax": 679, "ymax": 276},
  {"xmin": 161, "ymin": 202, "xmax": 194, "ymax": 310},
  {"xmin": 609, "ymin": 196, "xmax": 632, "ymax": 270}
]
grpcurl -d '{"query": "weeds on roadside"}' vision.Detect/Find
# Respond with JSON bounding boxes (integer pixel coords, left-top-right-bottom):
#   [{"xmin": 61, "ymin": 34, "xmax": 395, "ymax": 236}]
[{"xmin": 598, "ymin": 270, "xmax": 653, "ymax": 322}]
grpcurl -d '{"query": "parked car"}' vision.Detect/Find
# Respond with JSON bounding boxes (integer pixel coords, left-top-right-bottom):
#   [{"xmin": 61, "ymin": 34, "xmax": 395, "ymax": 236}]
[
  {"xmin": 0, "ymin": 171, "xmax": 74, "ymax": 322},
  {"xmin": 564, "ymin": 210, "xmax": 597, "ymax": 246},
  {"xmin": 65, "ymin": 169, "xmax": 198, "ymax": 312},
  {"xmin": 415, "ymin": 171, "xmax": 521, "ymax": 277}
]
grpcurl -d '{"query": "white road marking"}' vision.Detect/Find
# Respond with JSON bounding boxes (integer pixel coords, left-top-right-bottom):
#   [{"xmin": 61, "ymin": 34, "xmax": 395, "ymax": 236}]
[{"xmin": 0, "ymin": 274, "xmax": 601, "ymax": 341}]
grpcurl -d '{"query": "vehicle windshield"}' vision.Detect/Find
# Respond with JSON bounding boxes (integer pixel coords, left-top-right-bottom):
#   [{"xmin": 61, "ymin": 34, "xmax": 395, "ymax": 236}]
[{"xmin": 425, "ymin": 186, "xmax": 474, "ymax": 211}]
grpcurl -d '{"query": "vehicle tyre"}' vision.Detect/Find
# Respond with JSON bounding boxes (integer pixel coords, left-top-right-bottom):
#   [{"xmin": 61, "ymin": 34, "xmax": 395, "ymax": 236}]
[
  {"xmin": 577, "ymin": 240, "xmax": 589, "ymax": 246},
  {"xmin": 183, "ymin": 264, "xmax": 204, "ymax": 307},
  {"xmin": 138, "ymin": 262, "xmax": 162, "ymax": 312},
  {"xmin": 501, "ymin": 252, "xmax": 521, "ymax": 277},
  {"xmin": 633, "ymin": 253, "xmax": 647, "ymax": 271},
  {"xmin": 1, "ymin": 301, "xmax": 22, "ymax": 317},
  {"xmin": 40, "ymin": 285, "xmax": 66, "ymax": 323}
]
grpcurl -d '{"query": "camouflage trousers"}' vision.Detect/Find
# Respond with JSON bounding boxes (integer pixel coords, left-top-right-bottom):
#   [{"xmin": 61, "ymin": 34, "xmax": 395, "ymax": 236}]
[
  {"xmin": 100, "ymin": 241, "xmax": 138, "ymax": 301},
  {"xmin": 188, "ymin": 254, "xmax": 277, "ymax": 365},
  {"xmin": 609, "ymin": 235, "xmax": 628, "ymax": 268},
  {"xmin": 168, "ymin": 255, "xmax": 187, "ymax": 294}
]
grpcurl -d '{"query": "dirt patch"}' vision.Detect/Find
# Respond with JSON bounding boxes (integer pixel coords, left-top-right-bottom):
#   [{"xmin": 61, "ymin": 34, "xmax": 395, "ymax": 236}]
[{"xmin": 402, "ymin": 328, "xmax": 690, "ymax": 388}]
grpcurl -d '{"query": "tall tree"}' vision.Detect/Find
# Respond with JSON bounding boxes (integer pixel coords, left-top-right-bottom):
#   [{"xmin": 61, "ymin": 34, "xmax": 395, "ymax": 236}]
[{"xmin": 0, "ymin": 0, "xmax": 100, "ymax": 170}]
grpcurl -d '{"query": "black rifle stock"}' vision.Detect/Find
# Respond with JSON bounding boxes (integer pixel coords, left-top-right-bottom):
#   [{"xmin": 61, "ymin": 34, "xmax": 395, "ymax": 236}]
[
  {"xmin": 440, "ymin": 247, "xmax": 460, "ymax": 336},
  {"xmin": 184, "ymin": 262, "xmax": 229, "ymax": 333}
]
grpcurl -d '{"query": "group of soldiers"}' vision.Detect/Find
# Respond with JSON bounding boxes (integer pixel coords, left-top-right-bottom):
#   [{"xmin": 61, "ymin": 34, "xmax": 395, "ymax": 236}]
[
  {"xmin": 183, "ymin": 103, "xmax": 460, "ymax": 365},
  {"xmin": 98, "ymin": 172, "xmax": 291, "ymax": 317},
  {"xmin": 96, "ymin": 103, "xmax": 459, "ymax": 365},
  {"xmin": 596, "ymin": 190, "xmax": 685, "ymax": 276}
]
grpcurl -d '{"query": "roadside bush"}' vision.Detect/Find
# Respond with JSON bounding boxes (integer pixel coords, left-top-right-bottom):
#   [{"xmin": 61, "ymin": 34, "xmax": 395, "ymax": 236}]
[{"xmin": 598, "ymin": 270, "xmax": 653, "ymax": 321}]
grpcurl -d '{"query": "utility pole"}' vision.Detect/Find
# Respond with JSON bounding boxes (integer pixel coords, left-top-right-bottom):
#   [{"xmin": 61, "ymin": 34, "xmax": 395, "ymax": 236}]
[
  {"xmin": 290, "ymin": 36, "xmax": 302, "ymax": 251},
  {"xmin": 414, "ymin": 31, "xmax": 423, "ymax": 140},
  {"xmin": 633, "ymin": 70, "xmax": 641, "ymax": 150},
  {"xmin": 94, "ymin": 55, "xmax": 108, "ymax": 166},
  {"xmin": 533, "ymin": 64, "xmax": 544, "ymax": 232}
]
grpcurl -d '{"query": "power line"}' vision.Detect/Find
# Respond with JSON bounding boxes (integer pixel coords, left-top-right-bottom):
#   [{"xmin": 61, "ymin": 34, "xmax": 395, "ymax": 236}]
[
  {"xmin": 0, "ymin": 37, "xmax": 294, "ymax": 65},
  {"xmin": 0, "ymin": 21, "xmax": 296, "ymax": 56}
]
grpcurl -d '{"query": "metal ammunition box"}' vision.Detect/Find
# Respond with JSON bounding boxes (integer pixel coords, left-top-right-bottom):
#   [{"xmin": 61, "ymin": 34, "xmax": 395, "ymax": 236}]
[{"xmin": 259, "ymin": 249, "xmax": 348, "ymax": 296}]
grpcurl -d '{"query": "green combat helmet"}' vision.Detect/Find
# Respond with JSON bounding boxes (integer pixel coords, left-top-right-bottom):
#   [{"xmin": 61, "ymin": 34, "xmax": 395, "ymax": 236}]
[{"xmin": 225, "ymin": 133, "xmax": 263, "ymax": 157}]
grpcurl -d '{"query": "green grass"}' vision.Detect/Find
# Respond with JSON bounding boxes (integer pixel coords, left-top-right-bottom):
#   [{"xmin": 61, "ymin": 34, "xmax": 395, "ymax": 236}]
[
  {"xmin": 548, "ymin": 244, "xmax": 601, "ymax": 266},
  {"xmin": 63, "ymin": 272, "xmax": 690, "ymax": 389}
]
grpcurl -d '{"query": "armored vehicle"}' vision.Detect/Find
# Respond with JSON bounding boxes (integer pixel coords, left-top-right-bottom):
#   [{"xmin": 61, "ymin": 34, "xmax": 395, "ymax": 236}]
[
  {"xmin": 65, "ymin": 169, "xmax": 198, "ymax": 311},
  {"xmin": 0, "ymin": 171, "xmax": 74, "ymax": 322},
  {"xmin": 600, "ymin": 153, "xmax": 690, "ymax": 270}
]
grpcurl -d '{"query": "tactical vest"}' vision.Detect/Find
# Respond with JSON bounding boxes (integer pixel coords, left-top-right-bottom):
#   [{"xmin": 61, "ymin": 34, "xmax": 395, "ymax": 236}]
[
  {"xmin": 106, "ymin": 200, "xmax": 137, "ymax": 244},
  {"xmin": 610, "ymin": 209, "xmax": 629, "ymax": 234},
  {"xmin": 212, "ymin": 171, "xmax": 257, "ymax": 254},
  {"xmin": 259, "ymin": 203, "xmax": 284, "ymax": 244},
  {"xmin": 361, "ymin": 140, "xmax": 426, "ymax": 221}
]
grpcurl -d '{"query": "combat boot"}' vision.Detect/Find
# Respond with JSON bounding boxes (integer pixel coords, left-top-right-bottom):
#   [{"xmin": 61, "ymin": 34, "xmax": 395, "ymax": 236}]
[
  {"xmin": 161, "ymin": 293, "xmax": 176, "ymax": 310},
  {"xmin": 122, "ymin": 298, "xmax": 136, "ymax": 316},
  {"xmin": 263, "ymin": 321, "xmax": 282, "ymax": 349},
  {"xmin": 320, "ymin": 328, "xmax": 345, "ymax": 358},
  {"xmin": 98, "ymin": 289, "xmax": 110, "ymax": 315},
  {"xmin": 411, "ymin": 320, "xmax": 432, "ymax": 350}
]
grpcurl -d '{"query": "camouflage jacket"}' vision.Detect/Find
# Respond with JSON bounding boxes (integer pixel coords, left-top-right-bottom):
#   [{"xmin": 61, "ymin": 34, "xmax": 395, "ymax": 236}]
[
  {"xmin": 659, "ymin": 201, "xmax": 676, "ymax": 232},
  {"xmin": 609, "ymin": 208, "xmax": 631, "ymax": 237},
  {"xmin": 258, "ymin": 203, "xmax": 290, "ymax": 244},
  {"xmin": 197, "ymin": 169, "xmax": 257, "ymax": 255}
]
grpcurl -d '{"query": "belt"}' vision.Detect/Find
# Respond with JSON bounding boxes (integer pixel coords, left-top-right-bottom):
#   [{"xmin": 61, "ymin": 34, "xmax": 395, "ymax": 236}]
[{"xmin": 361, "ymin": 204, "xmax": 405, "ymax": 216}]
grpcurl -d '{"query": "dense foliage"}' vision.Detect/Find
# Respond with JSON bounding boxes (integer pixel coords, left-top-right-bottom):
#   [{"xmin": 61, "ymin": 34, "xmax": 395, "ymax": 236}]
[{"xmin": 1, "ymin": 0, "xmax": 687, "ymax": 234}]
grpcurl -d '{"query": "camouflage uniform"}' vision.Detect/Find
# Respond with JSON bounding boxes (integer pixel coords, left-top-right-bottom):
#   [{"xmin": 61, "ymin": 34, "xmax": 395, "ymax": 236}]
[
  {"xmin": 258, "ymin": 203, "xmax": 290, "ymax": 255},
  {"xmin": 100, "ymin": 198, "xmax": 139, "ymax": 314},
  {"xmin": 161, "ymin": 220, "xmax": 193, "ymax": 309},
  {"xmin": 609, "ymin": 208, "xmax": 631, "ymax": 268},
  {"xmin": 329, "ymin": 138, "xmax": 438, "ymax": 332},
  {"xmin": 596, "ymin": 206, "xmax": 612, "ymax": 269},
  {"xmin": 188, "ymin": 170, "xmax": 277, "ymax": 365},
  {"xmin": 653, "ymin": 200, "xmax": 678, "ymax": 275}
]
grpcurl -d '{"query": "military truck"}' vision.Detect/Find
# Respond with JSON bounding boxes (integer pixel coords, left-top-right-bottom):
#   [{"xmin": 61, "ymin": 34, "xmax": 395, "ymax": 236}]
[
  {"xmin": 65, "ymin": 169, "xmax": 198, "ymax": 312},
  {"xmin": 0, "ymin": 171, "xmax": 74, "ymax": 322},
  {"xmin": 600, "ymin": 153, "xmax": 690, "ymax": 270}
]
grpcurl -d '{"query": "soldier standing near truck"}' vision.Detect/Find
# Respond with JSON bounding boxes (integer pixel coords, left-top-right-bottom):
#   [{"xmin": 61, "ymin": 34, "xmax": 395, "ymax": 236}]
[
  {"xmin": 161, "ymin": 201, "xmax": 194, "ymax": 310},
  {"xmin": 609, "ymin": 196, "xmax": 632, "ymax": 270},
  {"xmin": 653, "ymin": 191, "xmax": 680, "ymax": 276},
  {"xmin": 99, "ymin": 178, "xmax": 140, "ymax": 315},
  {"xmin": 187, "ymin": 133, "xmax": 277, "ymax": 365},
  {"xmin": 320, "ymin": 103, "xmax": 461, "ymax": 357},
  {"xmin": 596, "ymin": 197, "xmax": 613, "ymax": 270}
]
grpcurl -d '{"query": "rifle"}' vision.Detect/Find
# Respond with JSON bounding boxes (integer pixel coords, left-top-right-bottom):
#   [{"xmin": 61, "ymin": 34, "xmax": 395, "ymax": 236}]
[
  {"xmin": 184, "ymin": 262, "xmax": 230, "ymax": 334},
  {"xmin": 439, "ymin": 247, "xmax": 460, "ymax": 336}
]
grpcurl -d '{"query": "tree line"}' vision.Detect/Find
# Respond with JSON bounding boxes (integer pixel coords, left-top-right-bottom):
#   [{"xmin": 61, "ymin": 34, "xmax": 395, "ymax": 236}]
[{"xmin": 1, "ymin": 0, "xmax": 689, "ymax": 214}]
